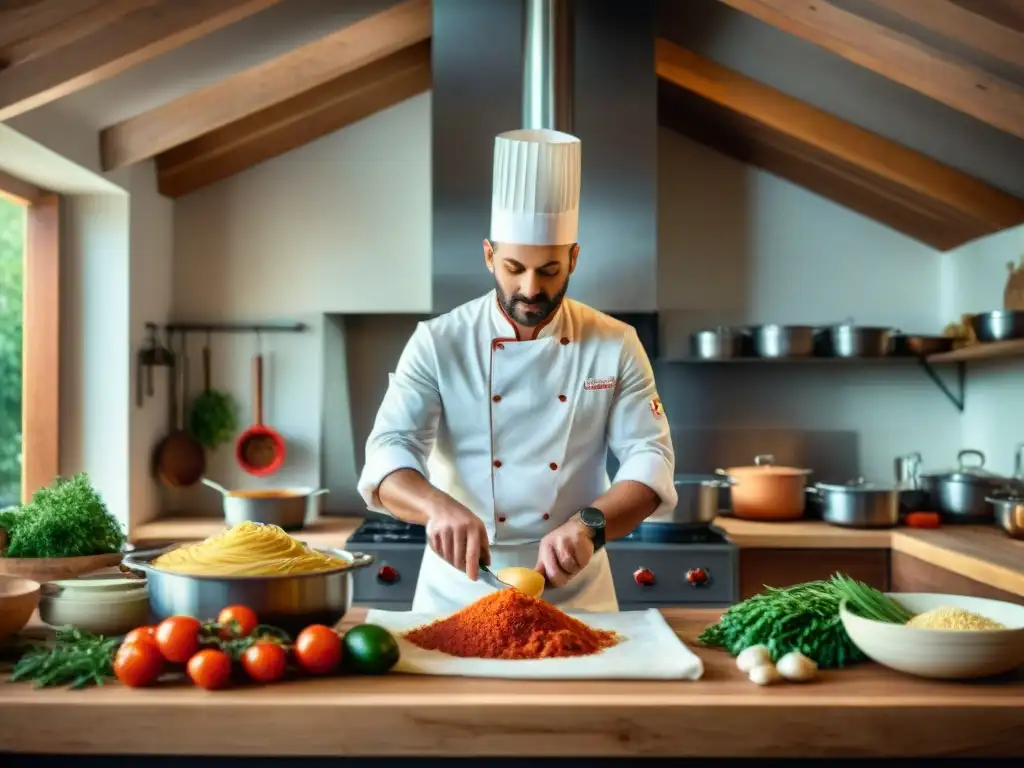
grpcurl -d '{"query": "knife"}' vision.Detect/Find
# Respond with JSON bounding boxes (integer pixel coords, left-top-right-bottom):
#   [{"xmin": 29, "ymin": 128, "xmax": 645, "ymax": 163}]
[{"xmin": 478, "ymin": 561, "xmax": 511, "ymax": 590}]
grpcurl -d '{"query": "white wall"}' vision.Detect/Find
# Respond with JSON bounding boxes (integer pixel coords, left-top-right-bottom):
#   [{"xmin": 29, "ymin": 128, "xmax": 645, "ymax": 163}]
[
  {"xmin": 948, "ymin": 225, "xmax": 1024, "ymax": 477},
  {"xmin": 164, "ymin": 92, "xmax": 431, "ymax": 514}
]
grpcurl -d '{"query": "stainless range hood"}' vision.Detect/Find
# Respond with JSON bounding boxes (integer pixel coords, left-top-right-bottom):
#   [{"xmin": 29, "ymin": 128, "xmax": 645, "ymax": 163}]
[{"xmin": 431, "ymin": 0, "xmax": 658, "ymax": 314}]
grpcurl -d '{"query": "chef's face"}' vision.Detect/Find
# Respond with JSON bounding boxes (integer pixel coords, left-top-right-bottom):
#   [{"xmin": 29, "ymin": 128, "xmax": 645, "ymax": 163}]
[{"xmin": 484, "ymin": 240, "xmax": 579, "ymax": 328}]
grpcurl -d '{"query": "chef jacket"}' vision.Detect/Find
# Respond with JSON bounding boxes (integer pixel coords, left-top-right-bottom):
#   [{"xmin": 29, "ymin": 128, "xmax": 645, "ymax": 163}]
[{"xmin": 357, "ymin": 290, "xmax": 677, "ymax": 613}]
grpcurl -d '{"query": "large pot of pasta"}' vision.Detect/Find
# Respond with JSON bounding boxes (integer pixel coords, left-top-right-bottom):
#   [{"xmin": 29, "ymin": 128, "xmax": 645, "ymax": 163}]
[{"xmin": 122, "ymin": 522, "xmax": 374, "ymax": 634}]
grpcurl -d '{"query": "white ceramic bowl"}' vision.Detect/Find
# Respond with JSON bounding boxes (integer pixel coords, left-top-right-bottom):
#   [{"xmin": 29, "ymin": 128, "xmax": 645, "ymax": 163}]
[
  {"xmin": 38, "ymin": 573, "xmax": 150, "ymax": 636},
  {"xmin": 840, "ymin": 592, "xmax": 1024, "ymax": 680}
]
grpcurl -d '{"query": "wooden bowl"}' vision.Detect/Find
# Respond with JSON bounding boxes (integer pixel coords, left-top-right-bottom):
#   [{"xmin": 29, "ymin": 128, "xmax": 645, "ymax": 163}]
[
  {"xmin": 0, "ymin": 575, "xmax": 41, "ymax": 641},
  {"xmin": 0, "ymin": 529, "xmax": 124, "ymax": 583}
]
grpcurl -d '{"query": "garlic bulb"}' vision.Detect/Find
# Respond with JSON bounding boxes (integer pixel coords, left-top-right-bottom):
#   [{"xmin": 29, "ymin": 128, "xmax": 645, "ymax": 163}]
[
  {"xmin": 775, "ymin": 651, "xmax": 818, "ymax": 682},
  {"xmin": 748, "ymin": 664, "xmax": 782, "ymax": 686},
  {"xmin": 736, "ymin": 644, "xmax": 772, "ymax": 673}
]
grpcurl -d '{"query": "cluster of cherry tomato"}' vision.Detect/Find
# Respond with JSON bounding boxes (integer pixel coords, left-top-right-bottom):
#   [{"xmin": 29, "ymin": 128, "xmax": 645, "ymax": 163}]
[{"xmin": 113, "ymin": 605, "xmax": 343, "ymax": 690}]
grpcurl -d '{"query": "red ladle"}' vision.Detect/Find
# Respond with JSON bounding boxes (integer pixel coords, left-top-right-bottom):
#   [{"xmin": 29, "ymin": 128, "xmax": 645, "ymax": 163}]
[{"xmin": 235, "ymin": 352, "xmax": 286, "ymax": 476}]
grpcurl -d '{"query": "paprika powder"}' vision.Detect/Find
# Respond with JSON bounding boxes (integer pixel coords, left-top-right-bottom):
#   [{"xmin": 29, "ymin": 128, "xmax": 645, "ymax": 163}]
[{"xmin": 404, "ymin": 589, "xmax": 619, "ymax": 659}]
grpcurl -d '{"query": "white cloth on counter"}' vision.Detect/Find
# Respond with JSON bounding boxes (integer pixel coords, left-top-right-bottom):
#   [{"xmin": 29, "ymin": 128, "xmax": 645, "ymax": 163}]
[{"xmin": 364, "ymin": 607, "xmax": 705, "ymax": 681}]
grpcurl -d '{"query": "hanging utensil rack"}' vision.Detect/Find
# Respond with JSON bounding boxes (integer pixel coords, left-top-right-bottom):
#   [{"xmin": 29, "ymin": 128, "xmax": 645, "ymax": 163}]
[{"xmin": 136, "ymin": 321, "xmax": 308, "ymax": 407}]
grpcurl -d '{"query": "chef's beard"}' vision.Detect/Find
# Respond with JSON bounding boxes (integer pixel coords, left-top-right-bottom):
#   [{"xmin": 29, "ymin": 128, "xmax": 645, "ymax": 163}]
[{"xmin": 496, "ymin": 277, "xmax": 569, "ymax": 328}]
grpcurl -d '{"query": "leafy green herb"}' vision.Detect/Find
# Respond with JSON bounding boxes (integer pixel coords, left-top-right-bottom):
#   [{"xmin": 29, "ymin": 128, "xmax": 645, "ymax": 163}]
[
  {"xmin": 188, "ymin": 389, "xmax": 238, "ymax": 449},
  {"xmin": 8, "ymin": 628, "xmax": 120, "ymax": 689},
  {"xmin": 698, "ymin": 573, "xmax": 911, "ymax": 669},
  {"xmin": 0, "ymin": 473, "xmax": 125, "ymax": 558}
]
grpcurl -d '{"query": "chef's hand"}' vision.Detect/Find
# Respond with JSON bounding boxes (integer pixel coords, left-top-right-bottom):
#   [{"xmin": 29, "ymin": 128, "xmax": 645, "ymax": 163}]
[
  {"xmin": 535, "ymin": 517, "xmax": 594, "ymax": 588},
  {"xmin": 425, "ymin": 496, "xmax": 491, "ymax": 581}
]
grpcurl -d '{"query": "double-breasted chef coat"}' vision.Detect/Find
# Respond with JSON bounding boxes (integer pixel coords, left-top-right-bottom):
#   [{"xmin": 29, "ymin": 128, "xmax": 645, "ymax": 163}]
[{"xmin": 357, "ymin": 290, "xmax": 677, "ymax": 614}]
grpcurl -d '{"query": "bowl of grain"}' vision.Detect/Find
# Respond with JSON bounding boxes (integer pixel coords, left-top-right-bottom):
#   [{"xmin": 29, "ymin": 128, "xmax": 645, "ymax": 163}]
[{"xmin": 839, "ymin": 592, "xmax": 1024, "ymax": 680}]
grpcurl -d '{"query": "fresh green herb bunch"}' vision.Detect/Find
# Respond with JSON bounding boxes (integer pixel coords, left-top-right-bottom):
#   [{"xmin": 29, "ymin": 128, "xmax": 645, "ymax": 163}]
[
  {"xmin": 188, "ymin": 389, "xmax": 238, "ymax": 449},
  {"xmin": 9, "ymin": 628, "xmax": 120, "ymax": 689},
  {"xmin": 0, "ymin": 473, "xmax": 125, "ymax": 558},
  {"xmin": 698, "ymin": 573, "xmax": 913, "ymax": 669}
]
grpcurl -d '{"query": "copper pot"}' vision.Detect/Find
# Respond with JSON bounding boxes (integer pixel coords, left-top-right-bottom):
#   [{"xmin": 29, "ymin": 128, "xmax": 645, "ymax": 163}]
[{"xmin": 718, "ymin": 454, "xmax": 812, "ymax": 521}]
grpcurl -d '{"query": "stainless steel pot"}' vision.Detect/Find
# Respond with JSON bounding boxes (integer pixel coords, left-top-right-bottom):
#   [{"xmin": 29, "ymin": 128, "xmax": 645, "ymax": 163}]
[
  {"xmin": 202, "ymin": 479, "xmax": 329, "ymax": 531},
  {"xmin": 987, "ymin": 493, "xmax": 1024, "ymax": 540},
  {"xmin": 970, "ymin": 310, "xmax": 1024, "ymax": 342},
  {"xmin": 752, "ymin": 325, "xmax": 816, "ymax": 358},
  {"xmin": 689, "ymin": 327, "xmax": 752, "ymax": 360},
  {"xmin": 648, "ymin": 474, "xmax": 731, "ymax": 526},
  {"xmin": 816, "ymin": 324, "xmax": 894, "ymax": 358},
  {"xmin": 919, "ymin": 449, "xmax": 1018, "ymax": 522},
  {"xmin": 123, "ymin": 547, "xmax": 373, "ymax": 634},
  {"xmin": 812, "ymin": 478, "xmax": 900, "ymax": 529}
]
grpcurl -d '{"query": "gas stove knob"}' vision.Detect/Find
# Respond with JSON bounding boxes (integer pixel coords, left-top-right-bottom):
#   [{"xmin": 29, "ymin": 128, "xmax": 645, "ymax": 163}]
[
  {"xmin": 633, "ymin": 567, "xmax": 655, "ymax": 587},
  {"xmin": 686, "ymin": 567, "xmax": 709, "ymax": 587},
  {"xmin": 377, "ymin": 565, "xmax": 400, "ymax": 584}
]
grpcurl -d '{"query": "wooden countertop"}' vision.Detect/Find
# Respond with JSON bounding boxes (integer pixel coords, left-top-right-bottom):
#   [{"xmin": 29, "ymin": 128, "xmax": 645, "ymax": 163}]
[
  {"xmin": 1, "ymin": 608, "xmax": 1021, "ymax": 757},
  {"xmin": 132, "ymin": 515, "xmax": 1024, "ymax": 598}
]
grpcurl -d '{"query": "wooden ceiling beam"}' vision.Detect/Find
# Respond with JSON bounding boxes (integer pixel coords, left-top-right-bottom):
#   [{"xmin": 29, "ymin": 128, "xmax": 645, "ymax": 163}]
[
  {"xmin": 0, "ymin": 0, "xmax": 283, "ymax": 122},
  {"xmin": 713, "ymin": 0, "xmax": 1024, "ymax": 140},
  {"xmin": 864, "ymin": 0, "xmax": 1024, "ymax": 70},
  {"xmin": 656, "ymin": 38, "xmax": 1024, "ymax": 251},
  {"xmin": 155, "ymin": 40, "xmax": 431, "ymax": 198},
  {"xmin": 101, "ymin": 0, "xmax": 433, "ymax": 172}
]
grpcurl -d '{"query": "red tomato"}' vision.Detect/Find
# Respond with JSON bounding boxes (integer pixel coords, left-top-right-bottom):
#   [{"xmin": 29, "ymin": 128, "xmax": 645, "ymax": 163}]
[
  {"xmin": 123, "ymin": 626, "xmax": 158, "ymax": 647},
  {"xmin": 241, "ymin": 643, "xmax": 288, "ymax": 684},
  {"xmin": 217, "ymin": 605, "xmax": 259, "ymax": 638},
  {"xmin": 155, "ymin": 616, "xmax": 201, "ymax": 663},
  {"xmin": 294, "ymin": 625, "xmax": 342, "ymax": 675},
  {"xmin": 114, "ymin": 641, "xmax": 165, "ymax": 688},
  {"xmin": 186, "ymin": 649, "xmax": 233, "ymax": 691}
]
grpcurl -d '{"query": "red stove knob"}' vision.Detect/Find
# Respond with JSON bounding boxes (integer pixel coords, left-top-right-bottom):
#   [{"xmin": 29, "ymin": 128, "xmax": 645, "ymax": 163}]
[
  {"xmin": 686, "ymin": 567, "xmax": 709, "ymax": 586},
  {"xmin": 633, "ymin": 568, "xmax": 655, "ymax": 587},
  {"xmin": 377, "ymin": 565, "xmax": 400, "ymax": 584}
]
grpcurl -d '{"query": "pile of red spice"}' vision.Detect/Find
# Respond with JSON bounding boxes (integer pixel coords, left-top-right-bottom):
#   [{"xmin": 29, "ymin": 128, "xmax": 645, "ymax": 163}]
[{"xmin": 404, "ymin": 589, "xmax": 619, "ymax": 659}]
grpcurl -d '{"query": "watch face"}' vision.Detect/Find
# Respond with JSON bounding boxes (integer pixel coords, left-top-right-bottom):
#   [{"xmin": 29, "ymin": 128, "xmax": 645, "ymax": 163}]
[{"xmin": 580, "ymin": 507, "xmax": 606, "ymax": 528}]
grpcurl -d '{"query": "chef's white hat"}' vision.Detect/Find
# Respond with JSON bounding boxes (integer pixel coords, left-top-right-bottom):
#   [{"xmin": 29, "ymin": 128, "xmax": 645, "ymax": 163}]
[{"xmin": 490, "ymin": 128, "xmax": 581, "ymax": 246}]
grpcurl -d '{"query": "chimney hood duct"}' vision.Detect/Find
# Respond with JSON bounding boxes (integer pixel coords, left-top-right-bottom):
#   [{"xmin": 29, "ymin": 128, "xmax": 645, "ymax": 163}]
[
  {"xmin": 522, "ymin": 0, "xmax": 573, "ymax": 133},
  {"xmin": 431, "ymin": 0, "xmax": 657, "ymax": 315}
]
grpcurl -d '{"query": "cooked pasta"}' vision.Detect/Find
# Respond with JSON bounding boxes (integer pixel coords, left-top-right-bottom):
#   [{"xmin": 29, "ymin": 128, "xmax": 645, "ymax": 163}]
[{"xmin": 151, "ymin": 521, "xmax": 349, "ymax": 576}]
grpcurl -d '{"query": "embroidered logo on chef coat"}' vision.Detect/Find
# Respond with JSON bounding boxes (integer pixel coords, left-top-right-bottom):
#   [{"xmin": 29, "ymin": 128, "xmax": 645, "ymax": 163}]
[
  {"xmin": 650, "ymin": 398, "xmax": 664, "ymax": 419},
  {"xmin": 583, "ymin": 376, "xmax": 616, "ymax": 391}
]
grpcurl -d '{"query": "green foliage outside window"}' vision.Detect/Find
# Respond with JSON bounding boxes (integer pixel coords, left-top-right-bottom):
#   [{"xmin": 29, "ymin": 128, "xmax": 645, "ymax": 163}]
[{"xmin": 0, "ymin": 198, "xmax": 24, "ymax": 508}]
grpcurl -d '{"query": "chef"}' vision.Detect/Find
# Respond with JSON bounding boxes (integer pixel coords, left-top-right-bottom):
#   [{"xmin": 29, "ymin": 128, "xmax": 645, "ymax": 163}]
[{"xmin": 357, "ymin": 128, "xmax": 676, "ymax": 613}]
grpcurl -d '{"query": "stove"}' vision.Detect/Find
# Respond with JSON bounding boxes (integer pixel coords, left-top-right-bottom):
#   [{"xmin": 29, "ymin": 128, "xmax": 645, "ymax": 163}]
[{"xmin": 348, "ymin": 518, "xmax": 738, "ymax": 610}]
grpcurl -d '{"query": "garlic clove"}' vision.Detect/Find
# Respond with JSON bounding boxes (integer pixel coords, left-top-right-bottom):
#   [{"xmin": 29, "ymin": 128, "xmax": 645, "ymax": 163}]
[
  {"xmin": 748, "ymin": 664, "xmax": 782, "ymax": 686},
  {"xmin": 736, "ymin": 644, "xmax": 772, "ymax": 673}
]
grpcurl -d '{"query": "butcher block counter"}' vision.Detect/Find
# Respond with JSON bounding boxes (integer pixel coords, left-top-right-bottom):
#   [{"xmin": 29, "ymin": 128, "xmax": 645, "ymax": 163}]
[{"xmin": 1, "ymin": 608, "xmax": 1022, "ymax": 758}]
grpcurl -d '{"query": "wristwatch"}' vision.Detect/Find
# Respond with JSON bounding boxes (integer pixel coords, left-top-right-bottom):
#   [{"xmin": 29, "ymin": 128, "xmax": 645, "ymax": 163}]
[{"xmin": 576, "ymin": 507, "xmax": 606, "ymax": 552}]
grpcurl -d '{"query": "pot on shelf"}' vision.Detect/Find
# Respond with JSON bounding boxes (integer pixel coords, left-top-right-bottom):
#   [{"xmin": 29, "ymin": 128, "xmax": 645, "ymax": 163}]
[
  {"xmin": 918, "ymin": 449, "xmax": 1019, "ymax": 522},
  {"xmin": 812, "ymin": 478, "xmax": 901, "ymax": 529},
  {"xmin": 716, "ymin": 454, "xmax": 812, "ymax": 521},
  {"xmin": 202, "ymin": 479, "xmax": 329, "ymax": 532}
]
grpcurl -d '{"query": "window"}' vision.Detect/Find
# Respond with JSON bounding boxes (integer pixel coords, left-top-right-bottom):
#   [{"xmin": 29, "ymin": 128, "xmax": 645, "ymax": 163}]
[{"xmin": 0, "ymin": 171, "xmax": 59, "ymax": 508}]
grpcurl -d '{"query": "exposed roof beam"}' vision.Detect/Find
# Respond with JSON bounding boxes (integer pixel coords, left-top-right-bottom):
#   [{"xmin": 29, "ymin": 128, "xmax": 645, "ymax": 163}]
[
  {"xmin": 0, "ymin": 0, "xmax": 284, "ymax": 122},
  {"xmin": 101, "ymin": 0, "xmax": 433, "ymax": 171},
  {"xmin": 155, "ymin": 40, "xmax": 431, "ymax": 197},
  {"xmin": 656, "ymin": 38, "xmax": 1024, "ymax": 251},
  {"xmin": 714, "ymin": 0, "xmax": 1024, "ymax": 140},
  {"xmin": 865, "ymin": 0, "xmax": 1024, "ymax": 70}
]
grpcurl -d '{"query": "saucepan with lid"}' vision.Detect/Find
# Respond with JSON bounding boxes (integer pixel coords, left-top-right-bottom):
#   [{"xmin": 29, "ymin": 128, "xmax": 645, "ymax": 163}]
[
  {"xmin": 918, "ymin": 449, "xmax": 1021, "ymax": 522},
  {"xmin": 811, "ymin": 478, "xmax": 901, "ymax": 529},
  {"xmin": 716, "ymin": 454, "xmax": 812, "ymax": 521}
]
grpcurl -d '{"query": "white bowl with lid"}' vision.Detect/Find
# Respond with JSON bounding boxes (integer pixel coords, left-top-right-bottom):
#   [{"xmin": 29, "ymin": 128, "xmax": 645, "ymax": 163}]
[{"xmin": 39, "ymin": 572, "xmax": 150, "ymax": 636}]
